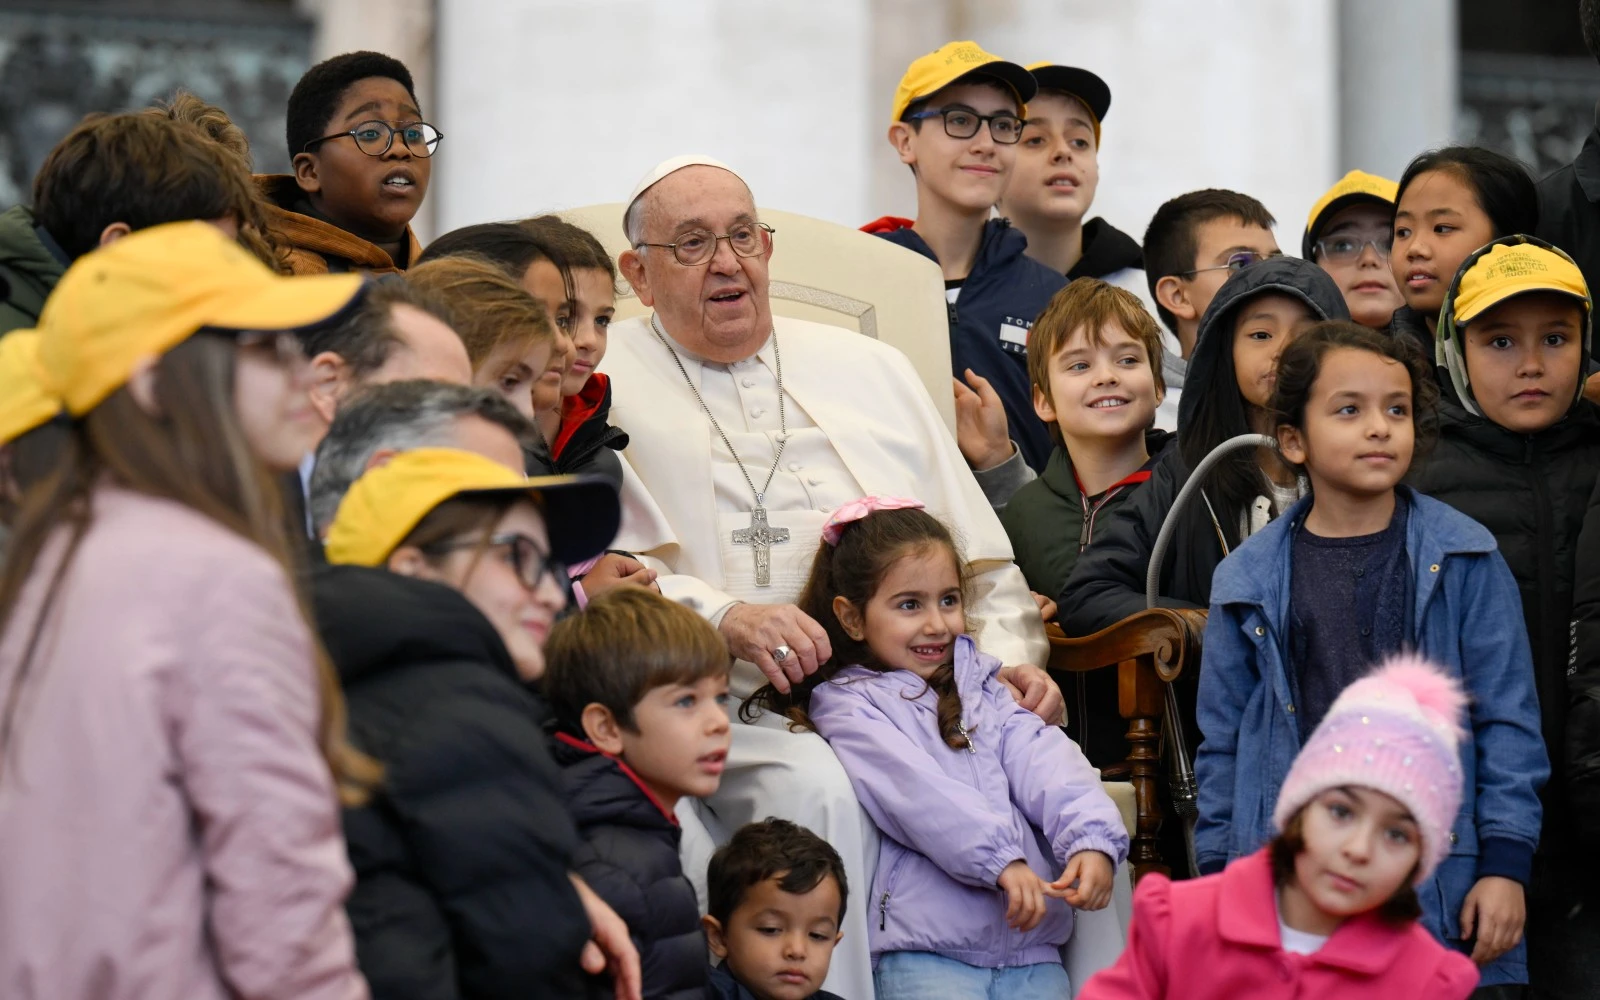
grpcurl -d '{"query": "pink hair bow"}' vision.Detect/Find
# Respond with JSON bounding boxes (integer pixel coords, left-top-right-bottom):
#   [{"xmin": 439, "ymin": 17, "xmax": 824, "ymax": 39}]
[{"xmin": 821, "ymin": 495, "xmax": 925, "ymax": 546}]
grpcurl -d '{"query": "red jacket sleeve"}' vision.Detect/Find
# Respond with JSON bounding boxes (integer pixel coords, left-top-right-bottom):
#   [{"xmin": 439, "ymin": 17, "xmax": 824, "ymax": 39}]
[{"xmin": 1075, "ymin": 874, "xmax": 1174, "ymax": 1000}]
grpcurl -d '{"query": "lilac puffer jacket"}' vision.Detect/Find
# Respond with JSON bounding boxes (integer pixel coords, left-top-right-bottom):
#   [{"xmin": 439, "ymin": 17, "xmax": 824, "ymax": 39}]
[{"xmin": 809, "ymin": 635, "xmax": 1127, "ymax": 970}]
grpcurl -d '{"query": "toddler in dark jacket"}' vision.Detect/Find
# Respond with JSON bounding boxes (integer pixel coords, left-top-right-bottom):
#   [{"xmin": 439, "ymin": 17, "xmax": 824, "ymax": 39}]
[{"xmin": 545, "ymin": 588, "xmax": 734, "ymax": 1000}]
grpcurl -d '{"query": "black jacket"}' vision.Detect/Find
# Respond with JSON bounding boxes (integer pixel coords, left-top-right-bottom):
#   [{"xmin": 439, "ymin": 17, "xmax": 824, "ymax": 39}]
[
  {"xmin": 554, "ymin": 736, "xmax": 707, "ymax": 1000},
  {"xmin": 1568, "ymin": 473, "xmax": 1600, "ymax": 863},
  {"xmin": 1067, "ymin": 217, "xmax": 1144, "ymax": 282},
  {"xmin": 1414, "ymin": 397, "xmax": 1600, "ymax": 858},
  {"xmin": 1386, "ymin": 303, "xmax": 1434, "ymax": 361},
  {"xmin": 1059, "ymin": 257, "xmax": 1350, "ymax": 636},
  {"xmin": 553, "ymin": 373, "xmax": 629, "ymax": 489},
  {"xmin": 1538, "ymin": 107, "xmax": 1600, "ymax": 360},
  {"xmin": 704, "ymin": 962, "xmax": 844, "ymax": 1000},
  {"xmin": 312, "ymin": 564, "xmax": 591, "ymax": 1000},
  {"xmin": 868, "ymin": 216, "xmax": 1068, "ymax": 471}
]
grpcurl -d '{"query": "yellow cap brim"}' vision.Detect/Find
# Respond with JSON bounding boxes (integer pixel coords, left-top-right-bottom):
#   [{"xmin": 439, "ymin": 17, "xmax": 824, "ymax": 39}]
[
  {"xmin": 204, "ymin": 272, "xmax": 367, "ymax": 334},
  {"xmin": 1455, "ymin": 279, "xmax": 1589, "ymax": 325}
]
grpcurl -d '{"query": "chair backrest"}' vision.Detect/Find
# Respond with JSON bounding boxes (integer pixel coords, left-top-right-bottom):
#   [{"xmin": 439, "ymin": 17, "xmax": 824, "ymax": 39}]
[{"xmin": 559, "ymin": 203, "xmax": 956, "ymax": 432}]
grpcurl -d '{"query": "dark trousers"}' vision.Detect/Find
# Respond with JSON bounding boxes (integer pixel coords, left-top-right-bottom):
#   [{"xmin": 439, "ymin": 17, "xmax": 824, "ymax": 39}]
[{"xmin": 1526, "ymin": 855, "xmax": 1600, "ymax": 1000}]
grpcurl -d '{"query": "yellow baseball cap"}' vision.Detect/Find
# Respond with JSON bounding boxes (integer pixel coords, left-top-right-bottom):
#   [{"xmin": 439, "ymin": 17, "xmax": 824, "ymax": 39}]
[
  {"xmin": 324, "ymin": 447, "xmax": 621, "ymax": 569},
  {"xmin": 891, "ymin": 41, "xmax": 1037, "ymax": 126},
  {"xmin": 0, "ymin": 331, "xmax": 62, "ymax": 445},
  {"xmin": 35, "ymin": 220, "xmax": 365, "ymax": 416},
  {"xmin": 1453, "ymin": 241, "xmax": 1590, "ymax": 325},
  {"xmin": 1302, "ymin": 170, "xmax": 1399, "ymax": 257},
  {"xmin": 1024, "ymin": 63, "xmax": 1110, "ymax": 144}
]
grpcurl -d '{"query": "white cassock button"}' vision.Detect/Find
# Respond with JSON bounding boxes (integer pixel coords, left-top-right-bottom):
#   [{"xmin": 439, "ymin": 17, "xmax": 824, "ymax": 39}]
[
  {"xmin": 750, "ymin": 407, "xmax": 764, "ymax": 418},
  {"xmin": 741, "ymin": 377, "xmax": 755, "ymax": 387},
  {"xmin": 820, "ymin": 504, "xmax": 834, "ymax": 512},
  {"xmin": 808, "ymin": 477, "xmax": 821, "ymax": 486},
  {"xmin": 788, "ymin": 462, "xmax": 802, "ymax": 472}
]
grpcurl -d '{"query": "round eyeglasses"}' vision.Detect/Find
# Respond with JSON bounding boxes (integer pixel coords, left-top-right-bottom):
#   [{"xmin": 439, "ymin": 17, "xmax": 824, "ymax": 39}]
[
  {"xmin": 906, "ymin": 107, "xmax": 1025, "ymax": 145},
  {"xmin": 635, "ymin": 222, "xmax": 776, "ymax": 266},
  {"xmin": 1313, "ymin": 235, "xmax": 1393, "ymax": 264},
  {"xmin": 1179, "ymin": 250, "xmax": 1283, "ymax": 278},
  {"xmin": 303, "ymin": 120, "xmax": 443, "ymax": 158},
  {"xmin": 428, "ymin": 531, "xmax": 566, "ymax": 593}
]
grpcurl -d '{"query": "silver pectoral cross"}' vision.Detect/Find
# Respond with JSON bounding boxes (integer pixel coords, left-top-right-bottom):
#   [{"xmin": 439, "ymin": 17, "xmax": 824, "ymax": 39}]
[{"xmin": 732, "ymin": 504, "xmax": 790, "ymax": 587}]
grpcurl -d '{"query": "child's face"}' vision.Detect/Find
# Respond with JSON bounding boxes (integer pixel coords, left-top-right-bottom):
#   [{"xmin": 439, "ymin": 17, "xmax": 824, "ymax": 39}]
[
  {"xmin": 1002, "ymin": 92, "xmax": 1099, "ymax": 225},
  {"xmin": 561, "ymin": 267, "xmax": 616, "ymax": 397},
  {"xmin": 1169, "ymin": 218, "xmax": 1281, "ymax": 358},
  {"xmin": 1314, "ymin": 203, "xmax": 1404, "ymax": 329},
  {"xmin": 1231, "ymin": 292, "xmax": 1317, "ymax": 410},
  {"xmin": 295, "ymin": 77, "xmax": 431, "ymax": 241},
  {"xmin": 618, "ymin": 673, "xmax": 732, "ymax": 811},
  {"xmin": 519, "ymin": 259, "xmax": 578, "ymax": 411},
  {"xmin": 1034, "ymin": 322, "xmax": 1160, "ymax": 445},
  {"xmin": 1462, "ymin": 292, "xmax": 1584, "ymax": 433},
  {"xmin": 704, "ymin": 873, "xmax": 843, "ymax": 1000},
  {"xmin": 1291, "ymin": 786, "xmax": 1420, "ymax": 924},
  {"xmin": 1278, "ymin": 347, "xmax": 1414, "ymax": 501},
  {"xmin": 892, "ymin": 81, "xmax": 1020, "ymax": 215},
  {"xmin": 835, "ymin": 544, "xmax": 965, "ymax": 679},
  {"xmin": 1392, "ymin": 169, "xmax": 1497, "ymax": 321},
  {"xmin": 472, "ymin": 337, "xmax": 552, "ymax": 422}
]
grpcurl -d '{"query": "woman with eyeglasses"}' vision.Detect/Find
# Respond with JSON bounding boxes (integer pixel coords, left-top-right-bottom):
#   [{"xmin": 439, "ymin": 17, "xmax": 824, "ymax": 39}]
[
  {"xmin": 1302, "ymin": 171, "xmax": 1405, "ymax": 330},
  {"xmin": 316, "ymin": 446, "xmax": 642, "ymax": 1000}
]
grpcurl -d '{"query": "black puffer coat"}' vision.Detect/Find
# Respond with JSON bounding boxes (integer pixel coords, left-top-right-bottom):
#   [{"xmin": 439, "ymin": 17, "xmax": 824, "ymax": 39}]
[
  {"xmin": 312, "ymin": 564, "xmax": 591, "ymax": 1000},
  {"xmin": 1412, "ymin": 397, "xmax": 1600, "ymax": 857},
  {"xmin": 553, "ymin": 735, "xmax": 706, "ymax": 1000},
  {"xmin": 1567, "ymin": 474, "xmax": 1600, "ymax": 863}
]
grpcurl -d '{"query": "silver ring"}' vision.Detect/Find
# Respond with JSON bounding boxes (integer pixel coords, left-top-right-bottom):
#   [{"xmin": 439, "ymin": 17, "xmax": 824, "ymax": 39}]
[{"xmin": 772, "ymin": 645, "xmax": 792, "ymax": 663}]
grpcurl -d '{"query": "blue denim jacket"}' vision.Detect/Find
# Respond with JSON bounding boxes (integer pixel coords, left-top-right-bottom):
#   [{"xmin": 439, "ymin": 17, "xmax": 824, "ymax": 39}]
[{"xmin": 1195, "ymin": 488, "xmax": 1548, "ymax": 985}]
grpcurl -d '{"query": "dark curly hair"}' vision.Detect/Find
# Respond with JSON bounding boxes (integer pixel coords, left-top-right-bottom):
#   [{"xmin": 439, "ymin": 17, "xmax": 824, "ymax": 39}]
[
  {"xmin": 743, "ymin": 506, "xmax": 975, "ymax": 750},
  {"xmin": 286, "ymin": 50, "xmax": 418, "ymax": 159},
  {"xmin": 707, "ymin": 818, "xmax": 848, "ymax": 925},
  {"xmin": 1269, "ymin": 320, "xmax": 1440, "ymax": 474}
]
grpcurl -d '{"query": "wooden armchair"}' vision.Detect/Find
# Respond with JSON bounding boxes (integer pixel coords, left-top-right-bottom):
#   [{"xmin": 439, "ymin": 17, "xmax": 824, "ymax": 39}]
[{"xmin": 1046, "ymin": 608, "xmax": 1205, "ymax": 883}]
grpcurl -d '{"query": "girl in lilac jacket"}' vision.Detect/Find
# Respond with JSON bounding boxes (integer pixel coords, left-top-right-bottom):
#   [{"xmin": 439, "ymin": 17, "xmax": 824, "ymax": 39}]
[{"xmin": 748, "ymin": 496, "xmax": 1128, "ymax": 999}]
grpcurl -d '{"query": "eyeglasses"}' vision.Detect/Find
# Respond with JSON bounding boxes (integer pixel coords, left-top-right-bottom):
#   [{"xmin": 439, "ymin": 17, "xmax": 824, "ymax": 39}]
[
  {"xmin": 303, "ymin": 120, "xmax": 443, "ymax": 158},
  {"xmin": 1179, "ymin": 250, "xmax": 1283, "ymax": 278},
  {"xmin": 235, "ymin": 330, "xmax": 307, "ymax": 369},
  {"xmin": 635, "ymin": 222, "xmax": 776, "ymax": 266},
  {"xmin": 428, "ymin": 531, "xmax": 566, "ymax": 592},
  {"xmin": 1312, "ymin": 235, "xmax": 1393, "ymax": 264},
  {"xmin": 906, "ymin": 107, "xmax": 1025, "ymax": 145}
]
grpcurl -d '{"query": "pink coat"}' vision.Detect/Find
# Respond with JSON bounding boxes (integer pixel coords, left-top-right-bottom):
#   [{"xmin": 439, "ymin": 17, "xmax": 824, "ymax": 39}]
[
  {"xmin": 0, "ymin": 487, "xmax": 368, "ymax": 1000},
  {"xmin": 1078, "ymin": 849, "xmax": 1478, "ymax": 1000}
]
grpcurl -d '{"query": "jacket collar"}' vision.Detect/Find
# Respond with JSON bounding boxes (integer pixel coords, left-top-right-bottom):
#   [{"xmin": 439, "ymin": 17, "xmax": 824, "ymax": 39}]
[
  {"xmin": 553, "ymin": 372, "xmax": 613, "ymax": 457},
  {"xmin": 1577, "ymin": 106, "xmax": 1600, "ymax": 204},
  {"xmin": 1217, "ymin": 849, "xmax": 1416, "ymax": 975},
  {"xmin": 553, "ymin": 731, "xmax": 680, "ymax": 827},
  {"xmin": 1067, "ymin": 217, "xmax": 1144, "ymax": 281},
  {"xmin": 862, "ymin": 217, "xmax": 1026, "ymax": 284},
  {"xmin": 1040, "ymin": 429, "xmax": 1171, "ymax": 502},
  {"xmin": 1435, "ymin": 388, "xmax": 1600, "ymax": 461},
  {"xmin": 255, "ymin": 173, "xmax": 420, "ymax": 271}
]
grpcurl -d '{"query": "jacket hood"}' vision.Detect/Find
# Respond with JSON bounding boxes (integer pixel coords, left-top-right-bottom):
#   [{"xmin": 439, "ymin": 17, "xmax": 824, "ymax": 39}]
[
  {"xmin": 1180, "ymin": 256, "xmax": 1350, "ymax": 429},
  {"xmin": 553, "ymin": 732, "xmax": 680, "ymax": 831},
  {"xmin": 868, "ymin": 217, "xmax": 1029, "ymax": 274},
  {"xmin": 309, "ymin": 562, "xmax": 519, "ymax": 686},
  {"xmin": 1068, "ymin": 217, "xmax": 1144, "ymax": 281}
]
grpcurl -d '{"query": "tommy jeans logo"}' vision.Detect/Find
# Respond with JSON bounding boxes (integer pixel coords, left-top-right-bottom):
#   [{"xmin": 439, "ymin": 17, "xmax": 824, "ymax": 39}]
[{"xmin": 999, "ymin": 315, "xmax": 1031, "ymax": 356}]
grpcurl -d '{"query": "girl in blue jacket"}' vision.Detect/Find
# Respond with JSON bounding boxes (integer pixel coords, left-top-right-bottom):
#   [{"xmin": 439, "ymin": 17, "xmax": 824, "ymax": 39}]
[
  {"xmin": 746, "ymin": 496, "xmax": 1127, "ymax": 1000},
  {"xmin": 1195, "ymin": 321, "xmax": 1548, "ymax": 988}
]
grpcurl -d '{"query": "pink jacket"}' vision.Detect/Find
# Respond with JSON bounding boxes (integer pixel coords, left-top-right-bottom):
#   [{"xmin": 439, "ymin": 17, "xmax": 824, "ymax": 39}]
[
  {"xmin": 1078, "ymin": 849, "xmax": 1478, "ymax": 1000},
  {"xmin": 0, "ymin": 487, "xmax": 368, "ymax": 1000}
]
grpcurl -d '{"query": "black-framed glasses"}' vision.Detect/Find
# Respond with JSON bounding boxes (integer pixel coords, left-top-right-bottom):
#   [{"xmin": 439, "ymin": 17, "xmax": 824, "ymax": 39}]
[
  {"xmin": 635, "ymin": 222, "xmax": 776, "ymax": 266},
  {"xmin": 906, "ymin": 107, "xmax": 1025, "ymax": 144},
  {"xmin": 303, "ymin": 120, "xmax": 443, "ymax": 158},
  {"xmin": 1179, "ymin": 250, "xmax": 1283, "ymax": 278},
  {"xmin": 234, "ymin": 330, "xmax": 308, "ymax": 369},
  {"xmin": 1312, "ymin": 235, "xmax": 1393, "ymax": 264},
  {"xmin": 427, "ymin": 531, "xmax": 566, "ymax": 592}
]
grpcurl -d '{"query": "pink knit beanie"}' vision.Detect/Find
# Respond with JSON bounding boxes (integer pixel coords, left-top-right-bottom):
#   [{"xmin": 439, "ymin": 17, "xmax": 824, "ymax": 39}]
[{"xmin": 1271, "ymin": 654, "xmax": 1467, "ymax": 883}]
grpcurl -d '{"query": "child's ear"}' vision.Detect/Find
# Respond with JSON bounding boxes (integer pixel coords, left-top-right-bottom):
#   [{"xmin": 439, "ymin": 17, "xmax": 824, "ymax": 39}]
[
  {"xmin": 1032, "ymin": 383, "xmax": 1057, "ymax": 424},
  {"xmin": 702, "ymin": 914, "xmax": 729, "ymax": 960},
  {"xmin": 581, "ymin": 703, "xmax": 627, "ymax": 755},
  {"xmin": 887, "ymin": 122, "xmax": 917, "ymax": 166},
  {"xmin": 832, "ymin": 596, "xmax": 865, "ymax": 642},
  {"xmin": 1154, "ymin": 275, "xmax": 1198, "ymax": 323},
  {"xmin": 1276, "ymin": 423, "xmax": 1307, "ymax": 467},
  {"xmin": 292, "ymin": 151, "xmax": 322, "ymax": 195}
]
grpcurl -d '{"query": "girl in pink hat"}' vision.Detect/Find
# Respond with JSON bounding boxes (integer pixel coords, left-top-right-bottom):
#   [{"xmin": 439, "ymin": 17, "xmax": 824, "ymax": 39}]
[
  {"xmin": 1080, "ymin": 655, "xmax": 1480, "ymax": 999},
  {"xmin": 746, "ymin": 496, "xmax": 1128, "ymax": 999}
]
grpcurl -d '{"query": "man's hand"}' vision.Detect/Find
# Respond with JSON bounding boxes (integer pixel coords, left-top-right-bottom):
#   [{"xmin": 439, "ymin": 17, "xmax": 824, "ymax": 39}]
[
  {"xmin": 1052, "ymin": 850, "xmax": 1115, "ymax": 911},
  {"xmin": 569, "ymin": 874, "xmax": 642, "ymax": 1000},
  {"xmin": 1032, "ymin": 591, "xmax": 1057, "ymax": 623},
  {"xmin": 719, "ymin": 602, "xmax": 833, "ymax": 693},
  {"xmin": 953, "ymin": 369, "xmax": 1014, "ymax": 471},
  {"xmin": 1584, "ymin": 370, "xmax": 1600, "ymax": 406},
  {"xmin": 580, "ymin": 553, "xmax": 659, "ymax": 600},
  {"xmin": 1459, "ymin": 875, "xmax": 1525, "ymax": 966},
  {"xmin": 997, "ymin": 663, "xmax": 1065, "ymax": 725},
  {"xmin": 997, "ymin": 859, "xmax": 1050, "ymax": 931}
]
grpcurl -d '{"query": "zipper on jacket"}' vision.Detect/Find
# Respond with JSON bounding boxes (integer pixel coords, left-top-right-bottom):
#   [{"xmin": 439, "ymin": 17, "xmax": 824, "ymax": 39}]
[
  {"xmin": 879, "ymin": 891, "xmax": 889, "ymax": 930},
  {"xmin": 877, "ymin": 852, "xmax": 910, "ymax": 931},
  {"xmin": 958, "ymin": 721, "xmax": 977, "ymax": 753}
]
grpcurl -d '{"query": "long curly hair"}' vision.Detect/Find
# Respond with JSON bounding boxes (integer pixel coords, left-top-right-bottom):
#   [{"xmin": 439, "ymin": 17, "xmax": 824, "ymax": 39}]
[{"xmin": 743, "ymin": 507, "xmax": 975, "ymax": 749}]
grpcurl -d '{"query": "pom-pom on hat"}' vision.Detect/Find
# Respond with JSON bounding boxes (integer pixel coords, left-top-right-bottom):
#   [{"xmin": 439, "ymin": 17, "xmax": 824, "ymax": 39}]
[{"xmin": 1272, "ymin": 654, "xmax": 1467, "ymax": 884}]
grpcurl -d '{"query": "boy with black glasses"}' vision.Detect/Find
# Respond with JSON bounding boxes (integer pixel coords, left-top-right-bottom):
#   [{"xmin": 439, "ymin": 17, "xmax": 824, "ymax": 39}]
[
  {"xmin": 1302, "ymin": 170, "xmax": 1404, "ymax": 329},
  {"xmin": 261, "ymin": 50, "xmax": 440, "ymax": 274},
  {"xmin": 864, "ymin": 41, "xmax": 1066, "ymax": 485}
]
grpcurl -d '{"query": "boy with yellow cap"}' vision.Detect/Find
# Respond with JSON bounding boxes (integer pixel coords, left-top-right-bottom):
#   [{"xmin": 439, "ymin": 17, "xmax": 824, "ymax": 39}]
[
  {"xmin": 0, "ymin": 330, "xmax": 66, "ymax": 524},
  {"xmin": 864, "ymin": 40, "xmax": 1066, "ymax": 491},
  {"xmin": 1303, "ymin": 170, "xmax": 1405, "ymax": 329},
  {"xmin": 1409, "ymin": 235, "xmax": 1600, "ymax": 990}
]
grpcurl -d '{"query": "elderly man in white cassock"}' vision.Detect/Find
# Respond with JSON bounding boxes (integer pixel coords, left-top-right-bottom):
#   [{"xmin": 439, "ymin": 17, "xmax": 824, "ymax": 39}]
[{"xmin": 600, "ymin": 154, "xmax": 1054, "ymax": 998}]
